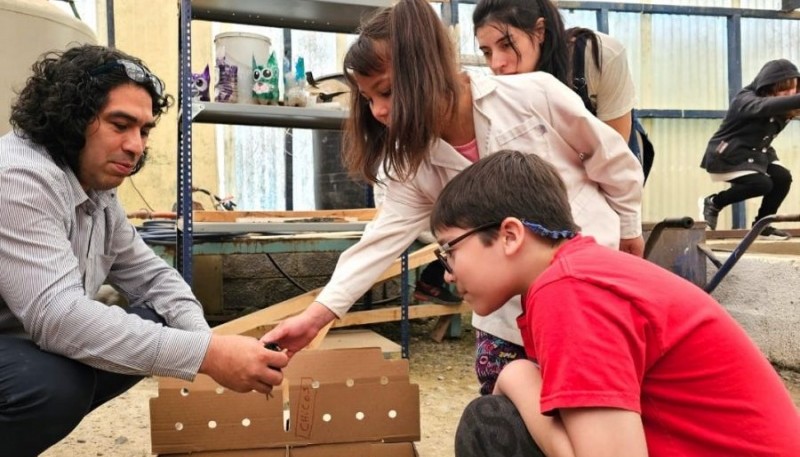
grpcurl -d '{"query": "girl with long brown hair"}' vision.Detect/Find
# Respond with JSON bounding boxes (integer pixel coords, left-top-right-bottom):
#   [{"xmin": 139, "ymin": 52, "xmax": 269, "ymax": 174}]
[{"xmin": 263, "ymin": 0, "xmax": 643, "ymax": 365}]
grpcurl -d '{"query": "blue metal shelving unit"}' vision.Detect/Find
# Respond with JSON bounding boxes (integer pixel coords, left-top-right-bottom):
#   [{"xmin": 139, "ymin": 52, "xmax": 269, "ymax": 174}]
[{"xmin": 176, "ymin": 0, "xmax": 420, "ymax": 356}]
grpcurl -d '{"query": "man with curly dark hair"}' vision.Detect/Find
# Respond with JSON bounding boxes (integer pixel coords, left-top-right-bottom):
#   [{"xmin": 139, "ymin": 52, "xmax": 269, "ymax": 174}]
[{"xmin": 0, "ymin": 44, "xmax": 287, "ymax": 456}]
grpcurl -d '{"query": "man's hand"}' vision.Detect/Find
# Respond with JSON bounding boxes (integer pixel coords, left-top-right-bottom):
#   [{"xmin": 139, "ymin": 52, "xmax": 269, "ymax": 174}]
[
  {"xmin": 619, "ymin": 235, "xmax": 645, "ymax": 258},
  {"xmin": 261, "ymin": 302, "xmax": 336, "ymax": 357},
  {"xmin": 199, "ymin": 334, "xmax": 288, "ymax": 394}
]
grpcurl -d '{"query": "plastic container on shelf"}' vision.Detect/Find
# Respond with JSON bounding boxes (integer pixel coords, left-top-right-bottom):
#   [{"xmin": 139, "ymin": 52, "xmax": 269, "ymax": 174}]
[
  {"xmin": 0, "ymin": 0, "xmax": 96, "ymax": 134},
  {"xmin": 213, "ymin": 31, "xmax": 271, "ymax": 104}
]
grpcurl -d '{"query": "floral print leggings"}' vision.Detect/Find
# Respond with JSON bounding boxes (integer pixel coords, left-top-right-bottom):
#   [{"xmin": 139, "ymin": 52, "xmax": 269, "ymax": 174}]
[{"xmin": 475, "ymin": 330, "xmax": 528, "ymax": 395}]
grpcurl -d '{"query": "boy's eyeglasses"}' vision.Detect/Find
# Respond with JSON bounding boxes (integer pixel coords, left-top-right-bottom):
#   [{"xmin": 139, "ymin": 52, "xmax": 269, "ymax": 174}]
[
  {"xmin": 434, "ymin": 220, "xmax": 575, "ymax": 274},
  {"xmin": 89, "ymin": 59, "xmax": 164, "ymax": 97},
  {"xmin": 434, "ymin": 222, "xmax": 501, "ymax": 274}
]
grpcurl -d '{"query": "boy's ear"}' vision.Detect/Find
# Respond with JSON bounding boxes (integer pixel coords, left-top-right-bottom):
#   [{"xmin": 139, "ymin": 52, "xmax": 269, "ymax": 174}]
[{"xmin": 499, "ymin": 217, "xmax": 526, "ymax": 256}]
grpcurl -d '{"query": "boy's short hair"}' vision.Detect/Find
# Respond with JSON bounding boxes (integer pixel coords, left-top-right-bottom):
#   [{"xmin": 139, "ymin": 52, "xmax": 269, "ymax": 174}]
[{"xmin": 431, "ymin": 150, "xmax": 579, "ymax": 240}]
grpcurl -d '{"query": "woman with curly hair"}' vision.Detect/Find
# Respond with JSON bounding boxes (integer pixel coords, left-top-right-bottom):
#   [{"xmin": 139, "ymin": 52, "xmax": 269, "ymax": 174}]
[{"xmin": 1, "ymin": 44, "xmax": 287, "ymax": 456}]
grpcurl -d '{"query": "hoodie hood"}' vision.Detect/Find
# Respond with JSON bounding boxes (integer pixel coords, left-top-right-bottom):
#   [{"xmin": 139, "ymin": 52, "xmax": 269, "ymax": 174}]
[{"xmin": 750, "ymin": 59, "xmax": 800, "ymax": 93}]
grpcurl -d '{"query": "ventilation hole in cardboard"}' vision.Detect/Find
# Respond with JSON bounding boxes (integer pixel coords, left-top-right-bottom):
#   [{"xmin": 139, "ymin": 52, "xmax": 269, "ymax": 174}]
[
  {"xmin": 174, "ymin": 422, "xmax": 184, "ymax": 431},
  {"xmin": 380, "ymin": 376, "xmax": 389, "ymax": 385},
  {"xmin": 208, "ymin": 420, "xmax": 217, "ymax": 429},
  {"xmin": 241, "ymin": 418, "xmax": 251, "ymax": 427},
  {"xmin": 311, "ymin": 380, "xmax": 320, "ymax": 389},
  {"xmin": 355, "ymin": 411, "xmax": 365, "ymax": 421},
  {"xmin": 322, "ymin": 413, "xmax": 332, "ymax": 422},
  {"xmin": 215, "ymin": 387, "xmax": 224, "ymax": 394},
  {"xmin": 345, "ymin": 378, "xmax": 355, "ymax": 387},
  {"xmin": 388, "ymin": 410, "xmax": 397, "ymax": 419},
  {"xmin": 180, "ymin": 388, "xmax": 189, "ymax": 397}
]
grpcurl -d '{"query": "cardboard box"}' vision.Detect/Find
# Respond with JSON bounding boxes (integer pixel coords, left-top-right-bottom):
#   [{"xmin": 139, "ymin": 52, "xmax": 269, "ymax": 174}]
[
  {"xmin": 150, "ymin": 347, "xmax": 420, "ymax": 456},
  {"xmin": 158, "ymin": 442, "xmax": 416, "ymax": 457}
]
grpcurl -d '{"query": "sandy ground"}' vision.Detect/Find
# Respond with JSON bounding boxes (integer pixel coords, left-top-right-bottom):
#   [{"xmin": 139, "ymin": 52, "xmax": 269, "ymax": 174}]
[{"xmin": 42, "ymin": 314, "xmax": 800, "ymax": 457}]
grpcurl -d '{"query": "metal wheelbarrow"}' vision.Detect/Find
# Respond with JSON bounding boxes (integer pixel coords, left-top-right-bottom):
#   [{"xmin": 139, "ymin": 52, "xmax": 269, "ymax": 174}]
[{"xmin": 645, "ymin": 214, "xmax": 800, "ymax": 294}]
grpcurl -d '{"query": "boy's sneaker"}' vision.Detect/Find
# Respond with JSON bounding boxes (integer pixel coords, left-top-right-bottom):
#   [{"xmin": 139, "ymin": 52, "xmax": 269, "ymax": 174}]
[
  {"xmin": 413, "ymin": 280, "xmax": 462, "ymax": 305},
  {"xmin": 701, "ymin": 195, "xmax": 721, "ymax": 230},
  {"xmin": 759, "ymin": 226, "xmax": 791, "ymax": 240}
]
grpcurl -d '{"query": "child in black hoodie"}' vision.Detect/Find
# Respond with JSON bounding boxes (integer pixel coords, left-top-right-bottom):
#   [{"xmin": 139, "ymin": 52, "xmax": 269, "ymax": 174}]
[{"xmin": 700, "ymin": 59, "xmax": 800, "ymax": 238}]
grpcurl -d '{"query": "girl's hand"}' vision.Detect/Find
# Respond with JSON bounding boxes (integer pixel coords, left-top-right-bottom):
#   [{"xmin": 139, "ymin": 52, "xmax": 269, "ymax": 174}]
[{"xmin": 619, "ymin": 236, "xmax": 644, "ymax": 258}]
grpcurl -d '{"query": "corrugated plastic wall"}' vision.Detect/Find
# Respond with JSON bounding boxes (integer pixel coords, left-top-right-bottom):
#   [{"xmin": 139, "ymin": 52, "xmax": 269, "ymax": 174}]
[{"xmin": 632, "ymin": 13, "xmax": 800, "ymax": 228}]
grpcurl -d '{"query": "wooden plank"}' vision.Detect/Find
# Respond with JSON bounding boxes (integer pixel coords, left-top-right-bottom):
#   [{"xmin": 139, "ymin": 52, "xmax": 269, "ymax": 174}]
[
  {"xmin": 377, "ymin": 243, "xmax": 437, "ymax": 283},
  {"xmin": 195, "ymin": 209, "xmax": 377, "ymax": 222},
  {"xmin": 212, "ymin": 288, "xmax": 319, "ymax": 337},
  {"xmin": 332, "ymin": 302, "xmax": 470, "ymax": 328},
  {"xmin": 430, "ymin": 315, "xmax": 454, "ymax": 343},
  {"xmin": 192, "ymin": 255, "xmax": 223, "ymax": 315},
  {"xmin": 212, "ymin": 243, "xmax": 438, "ymax": 337},
  {"xmin": 705, "ymin": 227, "xmax": 800, "ymax": 240}
]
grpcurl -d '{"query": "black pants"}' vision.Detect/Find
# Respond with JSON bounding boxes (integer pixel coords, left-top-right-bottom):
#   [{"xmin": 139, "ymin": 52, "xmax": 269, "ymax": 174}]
[
  {"xmin": 0, "ymin": 306, "xmax": 164, "ymax": 456},
  {"xmin": 714, "ymin": 164, "xmax": 793, "ymax": 224},
  {"xmin": 455, "ymin": 395, "xmax": 546, "ymax": 457}
]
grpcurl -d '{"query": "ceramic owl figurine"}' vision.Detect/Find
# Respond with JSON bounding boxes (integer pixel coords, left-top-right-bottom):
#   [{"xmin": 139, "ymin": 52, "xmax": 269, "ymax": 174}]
[
  {"xmin": 191, "ymin": 65, "xmax": 210, "ymax": 102},
  {"xmin": 214, "ymin": 55, "xmax": 238, "ymax": 103},
  {"xmin": 252, "ymin": 52, "xmax": 280, "ymax": 105}
]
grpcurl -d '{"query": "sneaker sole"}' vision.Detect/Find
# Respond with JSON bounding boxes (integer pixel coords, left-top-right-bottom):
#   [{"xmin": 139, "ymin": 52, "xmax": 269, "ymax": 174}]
[
  {"xmin": 698, "ymin": 196, "xmax": 716, "ymax": 230},
  {"xmin": 697, "ymin": 197, "xmax": 705, "ymax": 223}
]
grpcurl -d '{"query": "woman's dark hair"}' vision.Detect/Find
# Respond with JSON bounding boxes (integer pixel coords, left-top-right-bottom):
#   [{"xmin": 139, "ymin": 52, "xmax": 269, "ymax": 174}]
[
  {"xmin": 10, "ymin": 44, "xmax": 173, "ymax": 175},
  {"xmin": 565, "ymin": 27, "xmax": 602, "ymax": 78},
  {"xmin": 757, "ymin": 77, "xmax": 799, "ymax": 97},
  {"xmin": 473, "ymin": 0, "xmax": 571, "ymax": 86},
  {"xmin": 757, "ymin": 77, "xmax": 800, "ymax": 119},
  {"xmin": 343, "ymin": 0, "xmax": 461, "ymax": 184}
]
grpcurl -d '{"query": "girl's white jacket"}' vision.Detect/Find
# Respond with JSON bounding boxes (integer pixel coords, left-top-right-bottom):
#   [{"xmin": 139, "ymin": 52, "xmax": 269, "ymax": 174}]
[{"xmin": 316, "ymin": 72, "xmax": 643, "ymax": 345}]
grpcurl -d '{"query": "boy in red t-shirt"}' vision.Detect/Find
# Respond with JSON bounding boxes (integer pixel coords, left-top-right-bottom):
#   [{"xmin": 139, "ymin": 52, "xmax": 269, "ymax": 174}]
[{"xmin": 434, "ymin": 150, "xmax": 800, "ymax": 457}]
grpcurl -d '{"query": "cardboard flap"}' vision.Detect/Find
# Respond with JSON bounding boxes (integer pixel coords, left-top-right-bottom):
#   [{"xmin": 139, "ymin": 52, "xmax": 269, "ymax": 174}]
[
  {"xmin": 164, "ymin": 441, "xmax": 417, "ymax": 456},
  {"xmin": 158, "ymin": 348, "xmax": 411, "ymax": 392},
  {"xmin": 283, "ymin": 348, "xmax": 409, "ymax": 383}
]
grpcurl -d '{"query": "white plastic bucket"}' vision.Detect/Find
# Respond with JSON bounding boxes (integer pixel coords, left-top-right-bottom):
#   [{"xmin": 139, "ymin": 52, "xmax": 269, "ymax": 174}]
[
  {"xmin": 214, "ymin": 31, "xmax": 271, "ymax": 104},
  {"xmin": 0, "ymin": 0, "xmax": 96, "ymax": 134}
]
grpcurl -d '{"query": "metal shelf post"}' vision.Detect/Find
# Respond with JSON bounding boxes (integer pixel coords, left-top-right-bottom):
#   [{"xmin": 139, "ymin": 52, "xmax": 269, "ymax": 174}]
[
  {"xmin": 401, "ymin": 249, "xmax": 410, "ymax": 359},
  {"xmin": 177, "ymin": 0, "xmax": 194, "ymax": 283}
]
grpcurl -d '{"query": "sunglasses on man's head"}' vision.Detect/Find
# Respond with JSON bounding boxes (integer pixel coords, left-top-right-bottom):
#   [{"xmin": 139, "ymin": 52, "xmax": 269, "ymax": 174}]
[{"xmin": 89, "ymin": 59, "xmax": 164, "ymax": 97}]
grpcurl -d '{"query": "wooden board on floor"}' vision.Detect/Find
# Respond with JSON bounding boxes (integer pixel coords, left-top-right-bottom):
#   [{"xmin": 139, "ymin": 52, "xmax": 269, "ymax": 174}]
[{"xmin": 316, "ymin": 329, "xmax": 401, "ymax": 358}]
